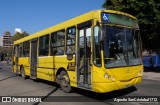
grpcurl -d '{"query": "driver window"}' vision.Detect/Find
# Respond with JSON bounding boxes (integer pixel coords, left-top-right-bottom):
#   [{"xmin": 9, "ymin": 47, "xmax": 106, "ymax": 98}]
[
  {"xmin": 93, "ymin": 26, "xmax": 101, "ymax": 66},
  {"xmin": 86, "ymin": 28, "xmax": 91, "ymax": 58}
]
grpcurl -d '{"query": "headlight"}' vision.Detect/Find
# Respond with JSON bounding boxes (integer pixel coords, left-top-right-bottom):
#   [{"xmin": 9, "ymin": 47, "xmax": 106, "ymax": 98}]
[
  {"xmin": 137, "ymin": 71, "xmax": 142, "ymax": 76},
  {"xmin": 111, "ymin": 77, "xmax": 115, "ymax": 81},
  {"xmin": 104, "ymin": 73, "xmax": 111, "ymax": 80}
]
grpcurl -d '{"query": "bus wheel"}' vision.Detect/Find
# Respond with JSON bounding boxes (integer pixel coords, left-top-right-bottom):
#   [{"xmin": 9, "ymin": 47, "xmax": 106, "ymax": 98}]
[
  {"xmin": 21, "ymin": 66, "xmax": 26, "ymax": 79},
  {"xmin": 60, "ymin": 71, "xmax": 72, "ymax": 93}
]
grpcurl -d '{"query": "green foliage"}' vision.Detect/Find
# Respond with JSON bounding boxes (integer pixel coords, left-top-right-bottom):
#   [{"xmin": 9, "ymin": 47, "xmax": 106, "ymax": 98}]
[
  {"xmin": 0, "ymin": 46, "xmax": 13, "ymax": 58},
  {"xmin": 0, "ymin": 46, "xmax": 4, "ymax": 53},
  {"xmin": 12, "ymin": 31, "xmax": 29, "ymax": 41},
  {"xmin": 102, "ymin": 0, "xmax": 160, "ymax": 50}
]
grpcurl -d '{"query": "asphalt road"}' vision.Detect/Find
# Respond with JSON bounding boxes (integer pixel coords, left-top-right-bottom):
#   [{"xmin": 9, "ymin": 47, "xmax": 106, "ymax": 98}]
[{"xmin": 0, "ymin": 62, "xmax": 160, "ymax": 105}]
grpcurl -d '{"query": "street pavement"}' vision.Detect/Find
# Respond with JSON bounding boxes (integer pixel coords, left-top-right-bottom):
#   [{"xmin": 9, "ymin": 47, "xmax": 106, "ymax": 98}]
[
  {"xmin": 0, "ymin": 62, "xmax": 160, "ymax": 105},
  {"xmin": 143, "ymin": 72, "xmax": 160, "ymax": 81}
]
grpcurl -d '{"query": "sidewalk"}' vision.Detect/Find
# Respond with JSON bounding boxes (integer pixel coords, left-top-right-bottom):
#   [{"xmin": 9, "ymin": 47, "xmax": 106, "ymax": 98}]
[
  {"xmin": 143, "ymin": 72, "xmax": 160, "ymax": 81},
  {"xmin": 0, "ymin": 61, "xmax": 12, "ymax": 67}
]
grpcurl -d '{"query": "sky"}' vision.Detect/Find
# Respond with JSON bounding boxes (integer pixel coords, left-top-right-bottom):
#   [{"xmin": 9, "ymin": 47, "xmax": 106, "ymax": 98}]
[{"xmin": 0, "ymin": 0, "xmax": 105, "ymax": 36}]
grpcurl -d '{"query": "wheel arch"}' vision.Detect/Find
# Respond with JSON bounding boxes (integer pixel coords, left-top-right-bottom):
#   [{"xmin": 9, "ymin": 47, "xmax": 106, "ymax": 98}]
[
  {"xmin": 56, "ymin": 67, "xmax": 68, "ymax": 77},
  {"xmin": 20, "ymin": 65, "xmax": 24, "ymax": 73},
  {"xmin": 56, "ymin": 67, "xmax": 69, "ymax": 84}
]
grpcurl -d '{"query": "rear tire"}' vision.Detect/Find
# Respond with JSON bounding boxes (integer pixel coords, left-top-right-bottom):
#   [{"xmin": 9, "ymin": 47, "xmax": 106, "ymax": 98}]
[
  {"xmin": 21, "ymin": 66, "xmax": 27, "ymax": 79},
  {"xmin": 60, "ymin": 71, "xmax": 72, "ymax": 93}
]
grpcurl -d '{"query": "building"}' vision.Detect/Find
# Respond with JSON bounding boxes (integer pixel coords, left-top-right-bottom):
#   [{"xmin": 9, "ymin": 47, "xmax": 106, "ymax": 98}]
[
  {"xmin": 1, "ymin": 31, "xmax": 13, "ymax": 48},
  {"xmin": 0, "ymin": 31, "xmax": 13, "ymax": 61},
  {"xmin": 0, "ymin": 36, "xmax": 2, "ymax": 46},
  {"xmin": 15, "ymin": 28, "xmax": 22, "ymax": 33}
]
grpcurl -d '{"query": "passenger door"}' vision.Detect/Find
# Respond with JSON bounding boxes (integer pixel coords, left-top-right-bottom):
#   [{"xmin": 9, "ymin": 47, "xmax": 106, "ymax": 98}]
[
  {"xmin": 76, "ymin": 21, "xmax": 92, "ymax": 88},
  {"xmin": 30, "ymin": 38, "xmax": 38, "ymax": 79}
]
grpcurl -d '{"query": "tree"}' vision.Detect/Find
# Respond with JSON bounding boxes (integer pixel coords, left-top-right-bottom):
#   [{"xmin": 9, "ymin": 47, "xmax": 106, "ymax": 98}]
[
  {"xmin": 102, "ymin": 0, "xmax": 160, "ymax": 51},
  {"xmin": 0, "ymin": 46, "xmax": 10, "ymax": 61},
  {"xmin": 12, "ymin": 31, "xmax": 29, "ymax": 41}
]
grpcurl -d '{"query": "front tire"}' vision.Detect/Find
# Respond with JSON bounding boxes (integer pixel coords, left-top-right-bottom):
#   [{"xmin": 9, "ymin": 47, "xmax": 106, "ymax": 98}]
[{"xmin": 60, "ymin": 71, "xmax": 72, "ymax": 93}]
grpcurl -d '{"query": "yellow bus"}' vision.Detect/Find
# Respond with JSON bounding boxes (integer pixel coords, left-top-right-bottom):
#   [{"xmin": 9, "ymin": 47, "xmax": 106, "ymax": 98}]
[{"xmin": 13, "ymin": 10, "xmax": 143, "ymax": 93}]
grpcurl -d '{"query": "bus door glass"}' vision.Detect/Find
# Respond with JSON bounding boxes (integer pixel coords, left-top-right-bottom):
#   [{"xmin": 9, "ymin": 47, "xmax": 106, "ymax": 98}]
[
  {"xmin": 30, "ymin": 38, "xmax": 38, "ymax": 79},
  {"xmin": 77, "ymin": 27, "xmax": 91, "ymax": 88}
]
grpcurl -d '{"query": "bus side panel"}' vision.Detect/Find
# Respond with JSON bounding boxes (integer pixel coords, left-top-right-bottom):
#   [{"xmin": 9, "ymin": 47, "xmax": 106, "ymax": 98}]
[
  {"xmin": 68, "ymin": 71, "xmax": 77, "ymax": 87},
  {"xmin": 19, "ymin": 57, "xmax": 30, "ymax": 76},
  {"xmin": 37, "ymin": 56, "xmax": 54, "ymax": 81}
]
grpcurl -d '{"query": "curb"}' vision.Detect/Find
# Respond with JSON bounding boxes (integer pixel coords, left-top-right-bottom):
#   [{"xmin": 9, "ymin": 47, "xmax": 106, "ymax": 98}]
[{"xmin": 143, "ymin": 77, "xmax": 160, "ymax": 81}]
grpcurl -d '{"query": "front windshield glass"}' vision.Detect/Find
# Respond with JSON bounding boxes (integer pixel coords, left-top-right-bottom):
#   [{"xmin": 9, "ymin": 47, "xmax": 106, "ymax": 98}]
[{"xmin": 104, "ymin": 26, "xmax": 142, "ymax": 68}]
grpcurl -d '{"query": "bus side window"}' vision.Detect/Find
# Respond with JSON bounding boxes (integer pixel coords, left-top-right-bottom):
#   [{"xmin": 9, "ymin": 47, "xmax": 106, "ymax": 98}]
[
  {"xmin": 23, "ymin": 41, "xmax": 30, "ymax": 57},
  {"xmin": 39, "ymin": 34, "xmax": 49, "ymax": 56},
  {"xmin": 51, "ymin": 30, "xmax": 65, "ymax": 55},
  {"xmin": 66, "ymin": 27, "xmax": 76, "ymax": 54},
  {"xmin": 19, "ymin": 43, "xmax": 23, "ymax": 57}
]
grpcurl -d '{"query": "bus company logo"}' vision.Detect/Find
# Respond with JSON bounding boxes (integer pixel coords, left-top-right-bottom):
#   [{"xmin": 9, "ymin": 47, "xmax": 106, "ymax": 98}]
[{"xmin": 2, "ymin": 97, "xmax": 11, "ymax": 102}]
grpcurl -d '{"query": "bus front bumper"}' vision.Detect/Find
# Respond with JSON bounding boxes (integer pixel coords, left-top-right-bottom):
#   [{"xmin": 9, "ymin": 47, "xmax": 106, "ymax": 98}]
[{"xmin": 92, "ymin": 76, "xmax": 142, "ymax": 93}]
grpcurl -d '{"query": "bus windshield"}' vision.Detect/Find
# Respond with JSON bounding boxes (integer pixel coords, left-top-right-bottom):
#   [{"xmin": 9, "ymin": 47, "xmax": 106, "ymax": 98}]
[{"xmin": 103, "ymin": 26, "xmax": 142, "ymax": 68}]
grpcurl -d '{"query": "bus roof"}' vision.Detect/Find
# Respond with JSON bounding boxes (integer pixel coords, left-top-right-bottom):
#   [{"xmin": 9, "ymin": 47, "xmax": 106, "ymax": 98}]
[{"xmin": 14, "ymin": 9, "xmax": 137, "ymax": 45}]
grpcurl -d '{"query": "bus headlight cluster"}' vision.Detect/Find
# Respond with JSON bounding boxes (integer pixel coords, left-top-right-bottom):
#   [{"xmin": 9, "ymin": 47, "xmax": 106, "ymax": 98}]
[
  {"xmin": 137, "ymin": 71, "xmax": 142, "ymax": 76},
  {"xmin": 111, "ymin": 77, "xmax": 115, "ymax": 81},
  {"xmin": 104, "ymin": 73, "xmax": 111, "ymax": 80}
]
